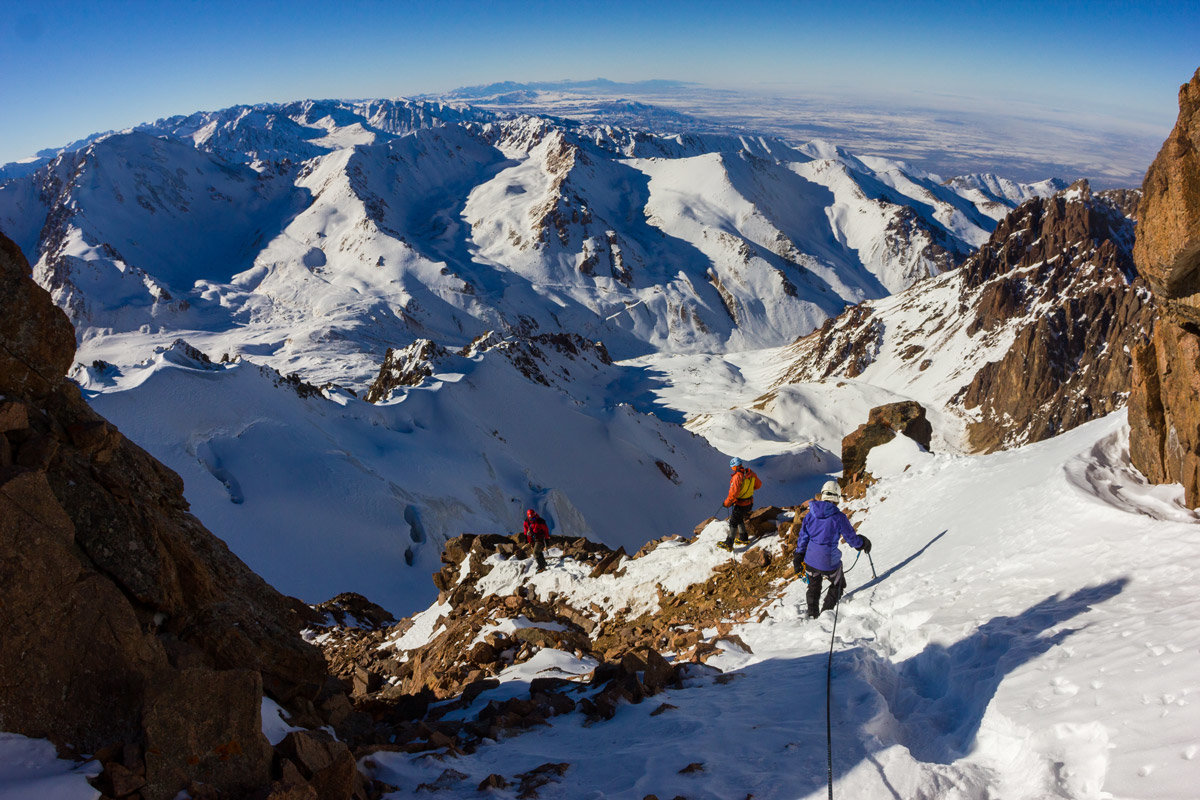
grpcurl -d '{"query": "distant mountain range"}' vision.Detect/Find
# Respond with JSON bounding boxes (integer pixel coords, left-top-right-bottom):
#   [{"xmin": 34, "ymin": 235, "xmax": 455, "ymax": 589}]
[{"xmin": 0, "ymin": 97, "xmax": 1064, "ymax": 382}]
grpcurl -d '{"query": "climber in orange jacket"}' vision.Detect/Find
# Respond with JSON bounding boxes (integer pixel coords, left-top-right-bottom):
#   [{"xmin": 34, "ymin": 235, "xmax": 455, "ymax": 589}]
[{"xmin": 719, "ymin": 457, "xmax": 762, "ymax": 551}]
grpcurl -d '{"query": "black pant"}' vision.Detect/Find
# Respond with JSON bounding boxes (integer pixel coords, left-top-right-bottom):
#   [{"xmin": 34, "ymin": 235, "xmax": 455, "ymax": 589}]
[
  {"xmin": 533, "ymin": 538, "xmax": 547, "ymax": 570},
  {"xmin": 803, "ymin": 563, "xmax": 846, "ymax": 618},
  {"xmin": 725, "ymin": 503, "xmax": 751, "ymax": 545}
]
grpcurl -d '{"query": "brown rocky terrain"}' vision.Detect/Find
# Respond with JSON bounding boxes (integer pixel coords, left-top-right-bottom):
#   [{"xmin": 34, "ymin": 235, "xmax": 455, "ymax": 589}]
[
  {"xmin": 1128, "ymin": 67, "xmax": 1200, "ymax": 508},
  {"xmin": 190, "ymin": 399, "xmax": 901, "ymax": 789},
  {"xmin": 0, "ymin": 232, "xmax": 376, "ymax": 800},
  {"xmin": 774, "ymin": 182, "xmax": 1151, "ymax": 453},
  {"xmin": 300, "ymin": 506, "xmax": 823, "ymax": 758}
]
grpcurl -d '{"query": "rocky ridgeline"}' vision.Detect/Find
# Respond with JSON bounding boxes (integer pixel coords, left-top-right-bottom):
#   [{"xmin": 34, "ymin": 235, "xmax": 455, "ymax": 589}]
[
  {"xmin": 365, "ymin": 330, "xmax": 613, "ymax": 402},
  {"xmin": 302, "ymin": 507, "xmax": 803, "ymax": 761},
  {"xmin": 1129, "ymin": 67, "xmax": 1200, "ymax": 507},
  {"xmin": 955, "ymin": 181, "xmax": 1152, "ymax": 451},
  {"xmin": 0, "ymin": 232, "xmax": 387, "ymax": 800},
  {"xmin": 776, "ymin": 181, "xmax": 1151, "ymax": 452}
]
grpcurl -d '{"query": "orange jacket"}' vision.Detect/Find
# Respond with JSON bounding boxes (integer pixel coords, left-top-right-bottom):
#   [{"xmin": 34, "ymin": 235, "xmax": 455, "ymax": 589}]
[{"xmin": 725, "ymin": 467, "xmax": 762, "ymax": 507}]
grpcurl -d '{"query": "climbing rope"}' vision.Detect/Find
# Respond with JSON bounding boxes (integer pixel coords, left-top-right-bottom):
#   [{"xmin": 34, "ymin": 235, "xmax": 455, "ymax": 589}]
[
  {"xmin": 826, "ymin": 594, "xmax": 840, "ymax": 800},
  {"xmin": 823, "ymin": 548, "xmax": 862, "ymax": 800}
]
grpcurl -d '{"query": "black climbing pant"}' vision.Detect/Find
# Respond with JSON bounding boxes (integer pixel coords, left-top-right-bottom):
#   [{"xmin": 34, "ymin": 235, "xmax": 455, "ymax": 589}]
[
  {"xmin": 725, "ymin": 503, "xmax": 751, "ymax": 546},
  {"xmin": 804, "ymin": 563, "xmax": 846, "ymax": 618}
]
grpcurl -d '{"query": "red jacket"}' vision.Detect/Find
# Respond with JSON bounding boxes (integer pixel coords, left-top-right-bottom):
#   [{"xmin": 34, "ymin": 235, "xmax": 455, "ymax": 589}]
[
  {"xmin": 523, "ymin": 515, "xmax": 550, "ymax": 543},
  {"xmin": 725, "ymin": 467, "xmax": 762, "ymax": 507}
]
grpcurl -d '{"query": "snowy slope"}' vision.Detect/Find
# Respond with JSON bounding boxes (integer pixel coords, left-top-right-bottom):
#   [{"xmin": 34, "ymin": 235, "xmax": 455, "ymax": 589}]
[
  {"xmin": 679, "ymin": 185, "xmax": 1147, "ymax": 457},
  {"xmin": 81, "ymin": 338, "xmax": 728, "ymax": 614},
  {"xmin": 363, "ymin": 413, "xmax": 1200, "ymax": 799},
  {"xmin": 0, "ymin": 98, "xmax": 1068, "ymax": 618}
]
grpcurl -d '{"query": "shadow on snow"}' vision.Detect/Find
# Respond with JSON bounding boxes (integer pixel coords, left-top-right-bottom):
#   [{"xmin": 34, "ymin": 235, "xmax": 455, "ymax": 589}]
[{"xmin": 372, "ymin": 577, "xmax": 1127, "ymax": 799}]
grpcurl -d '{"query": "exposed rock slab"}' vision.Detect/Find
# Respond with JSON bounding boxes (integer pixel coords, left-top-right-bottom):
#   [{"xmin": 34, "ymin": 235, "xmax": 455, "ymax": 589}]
[
  {"xmin": 1129, "ymin": 68, "xmax": 1200, "ymax": 508},
  {"xmin": 0, "ymin": 231, "xmax": 333, "ymax": 799},
  {"xmin": 1134, "ymin": 67, "xmax": 1200, "ymax": 329}
]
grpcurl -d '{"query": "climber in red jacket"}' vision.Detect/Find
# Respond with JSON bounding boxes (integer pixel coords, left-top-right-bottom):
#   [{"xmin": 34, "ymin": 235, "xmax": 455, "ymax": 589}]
[{"xmin": 522, "ymin": 509, "xmax": 551, "ymax": 571}]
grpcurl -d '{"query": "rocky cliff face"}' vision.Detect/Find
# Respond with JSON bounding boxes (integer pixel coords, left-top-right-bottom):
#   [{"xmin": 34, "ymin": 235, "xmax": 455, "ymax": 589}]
[
  {"xmin": 955, "ymin": 182, "xmax": 1152, "ymax": 451},
  {"xmin": 774, "ymin": 182, "xmax": 1151, "ymax": 452},
  {"xmin": 1129, "ymin": 67, "xmax": 1200, "ymax": 508},
  {"xmin": 0, "ymin": 232, "xmax": 339, "ymax": 799}
]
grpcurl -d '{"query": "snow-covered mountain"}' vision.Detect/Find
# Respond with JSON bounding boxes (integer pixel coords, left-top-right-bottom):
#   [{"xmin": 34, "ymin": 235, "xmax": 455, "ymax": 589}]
[
  {"xmin": 1, "ymin": 98, "xmax": 1063, "ymax": 382},
  {"xmin": 0, "ymin": 97, "xmax": 1071, "ymax": 613}
]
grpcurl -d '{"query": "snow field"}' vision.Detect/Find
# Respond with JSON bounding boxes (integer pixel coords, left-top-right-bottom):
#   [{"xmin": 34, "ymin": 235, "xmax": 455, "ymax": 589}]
[{"xmin": 85, "ymin": 339, "xmax": 731, "ymax": 614}]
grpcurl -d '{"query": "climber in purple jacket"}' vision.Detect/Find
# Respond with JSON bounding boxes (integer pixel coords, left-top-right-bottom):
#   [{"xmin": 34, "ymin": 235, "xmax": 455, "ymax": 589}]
[{"xmin": 794, "ymin": 480, "xmax": 872, "ymax": 618}]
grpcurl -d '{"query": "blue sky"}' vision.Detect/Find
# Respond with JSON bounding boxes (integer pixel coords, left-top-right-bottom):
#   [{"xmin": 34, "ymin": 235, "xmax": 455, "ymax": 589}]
[{"xmin": 0, "ymin": 0, "xmax": 1196, "ymax": 164}]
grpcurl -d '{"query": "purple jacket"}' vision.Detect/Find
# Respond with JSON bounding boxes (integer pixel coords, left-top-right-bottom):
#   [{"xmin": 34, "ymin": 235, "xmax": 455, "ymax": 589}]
[{"xmin": 794, "ymin": 501, "xmax": 864, "ymax": 572}]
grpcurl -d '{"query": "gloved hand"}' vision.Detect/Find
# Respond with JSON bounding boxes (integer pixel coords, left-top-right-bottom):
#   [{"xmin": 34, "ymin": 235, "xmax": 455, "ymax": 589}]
[
  {"xmin": 793, "ymin": 552, "xmax": 806, "ymax": 576},
  {"xmin": 723, "ymin": 501, "xmax": 732, "ymax": 508},
  {"xmin": 859, "ymin": 535, "xmax": 872, "ymax": 554}
]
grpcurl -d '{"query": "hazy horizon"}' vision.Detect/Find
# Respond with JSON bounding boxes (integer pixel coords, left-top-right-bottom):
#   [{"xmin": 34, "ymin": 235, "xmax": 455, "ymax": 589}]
[{"xmin": 2, "ymin": 0, "xmax": 1196, "ymax": 184}]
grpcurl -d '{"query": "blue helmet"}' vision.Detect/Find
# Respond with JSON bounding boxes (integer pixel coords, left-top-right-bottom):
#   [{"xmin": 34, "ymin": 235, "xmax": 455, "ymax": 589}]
[{"xmin": 729, "ymin": 456, "xmax": 743, "ymax": 468}]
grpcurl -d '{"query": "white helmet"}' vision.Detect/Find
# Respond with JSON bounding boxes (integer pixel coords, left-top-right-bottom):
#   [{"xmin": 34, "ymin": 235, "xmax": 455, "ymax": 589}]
[{"xmin": 819, "ymin": 480, "xmax": 842, "ymax": 502}]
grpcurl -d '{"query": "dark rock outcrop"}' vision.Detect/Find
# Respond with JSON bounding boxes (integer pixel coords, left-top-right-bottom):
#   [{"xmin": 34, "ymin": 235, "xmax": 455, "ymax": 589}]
[
  {"xmin": 0, "ymin": 232, "xmax": 331, "ymax": 799},
  {"xmin": 956, "ymin": 181, "xmax": 1153, "ymax": 451},
  {"xmin": 363, "ymin": 339, "xmax": 450, "ymax": 402},
  {"xmin": 840, "ymin": 401, "xmax": 932, "ymax": 484},
  {"xmin": 1129, "ymin": 67, "xmax": 1200, "ymax": 507},
  {"xmin": 365, "ymin": 330, "xmax": 613, "ymax": 403}
]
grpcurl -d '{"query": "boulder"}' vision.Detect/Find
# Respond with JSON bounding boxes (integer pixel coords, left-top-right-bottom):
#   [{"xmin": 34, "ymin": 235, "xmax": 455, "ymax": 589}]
[
  {"xmin": 841, "ymin": 401, "xmax": 930, "ymax": 481},
  {"xmin": 142, "ymin": 668, "xmax": 273, "ymax": 799},
  {"xmin": 275, "ymin": 731, "xmax": 358, "ymax": 800},
  {"xmin": 589, "ymin": 546, "xmax": 627, "ymax": 578},
  {"xmin": 746, "ymin": 505, "xmax": 784, "ymax": 537}
]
